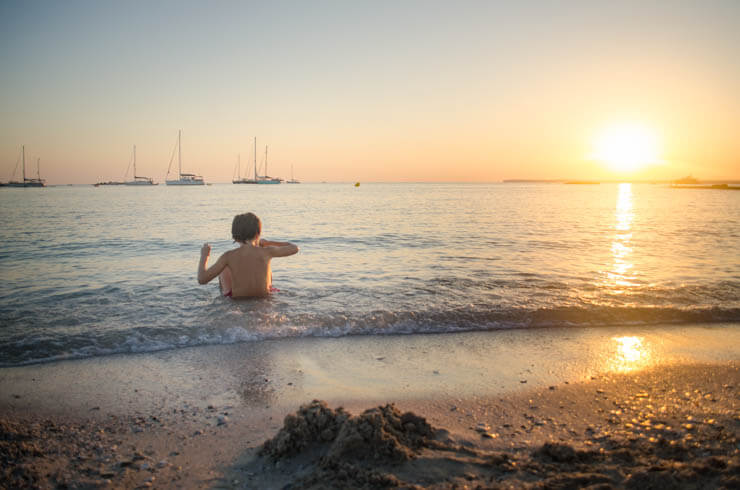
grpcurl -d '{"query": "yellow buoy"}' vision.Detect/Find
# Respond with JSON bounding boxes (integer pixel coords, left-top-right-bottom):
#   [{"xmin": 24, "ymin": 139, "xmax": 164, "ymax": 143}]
[{"xmin": 354, "ymin": 182, "xmax": 360, "ymax": 187}]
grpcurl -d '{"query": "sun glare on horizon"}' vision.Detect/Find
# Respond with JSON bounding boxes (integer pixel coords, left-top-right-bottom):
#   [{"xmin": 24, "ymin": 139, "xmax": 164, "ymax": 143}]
[{"xmin": 591, "ymin": 123, "xmax": 663, "ymax": 174}]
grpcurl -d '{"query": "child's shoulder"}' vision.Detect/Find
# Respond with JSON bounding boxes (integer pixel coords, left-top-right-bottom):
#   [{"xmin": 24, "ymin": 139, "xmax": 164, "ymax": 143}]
[
  {"xmin": 228, "ymin": 244, "xmax": 267, "ymax": 258},
  {"xmin": 221, "ymin": 247, "xmax": 241, "ymax": 260}
]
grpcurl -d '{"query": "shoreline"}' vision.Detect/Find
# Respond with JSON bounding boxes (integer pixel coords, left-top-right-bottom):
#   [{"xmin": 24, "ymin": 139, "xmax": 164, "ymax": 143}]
[
  {"xmin": 2, "ymin": 324, "xmax": 739, "ymax": 488},
  {"xmin": 2, "ymin": 323, "xmax": 739, "ymax": 414}
]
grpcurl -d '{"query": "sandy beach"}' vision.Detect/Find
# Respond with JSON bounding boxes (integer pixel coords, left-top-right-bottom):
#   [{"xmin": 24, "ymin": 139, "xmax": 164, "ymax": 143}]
[{"xmin": 2, "ymin": 324, "xmax": 739, "ymax": 488}]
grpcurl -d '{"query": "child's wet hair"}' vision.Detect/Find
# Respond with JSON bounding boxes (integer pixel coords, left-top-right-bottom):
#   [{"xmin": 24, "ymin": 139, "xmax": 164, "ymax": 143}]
[{"xmin": 232, "ymin": 212, "xmax": 261, "ymax": 242}]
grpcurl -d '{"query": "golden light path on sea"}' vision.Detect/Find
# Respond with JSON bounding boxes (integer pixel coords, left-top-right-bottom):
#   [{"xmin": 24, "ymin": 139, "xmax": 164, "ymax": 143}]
[{"xmin": 609, "ymin": 183, "xmax": 636, "ymax": 291}]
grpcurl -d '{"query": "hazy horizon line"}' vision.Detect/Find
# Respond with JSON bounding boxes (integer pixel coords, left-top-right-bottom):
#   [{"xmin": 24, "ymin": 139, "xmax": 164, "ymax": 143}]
[{"xmin": 11, "ymin": 178, "xmax": 740, "ymax": 187}]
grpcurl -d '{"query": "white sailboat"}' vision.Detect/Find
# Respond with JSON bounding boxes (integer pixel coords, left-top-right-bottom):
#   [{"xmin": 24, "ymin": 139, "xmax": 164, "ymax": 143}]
[
  {"xmin": 232, "ymin": 149, "xmax": 257, "ymax": 184},
  {"xmin": 124, "ymin": 145, "xmax": 157, "ymax": 185},
  {"xmin": 6, "ymin": 146, "xmax": 45, "ymax": 187},
  {"xmin": 257, "ymin": 145, "xmax": 282, "ymax": 184},
  {"xmin": 286, "ymin": 164, "xmax": 300, "ymax": 184},
  {"xmin": 165, "ymin": 130, "xmax": 205, "ymax": 185}
]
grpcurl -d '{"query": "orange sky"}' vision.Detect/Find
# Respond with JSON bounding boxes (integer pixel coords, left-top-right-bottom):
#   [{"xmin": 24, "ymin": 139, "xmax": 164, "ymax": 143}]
[{"xmin": 1, "ymin": 1, "xmax": 738, "ymax": 184}]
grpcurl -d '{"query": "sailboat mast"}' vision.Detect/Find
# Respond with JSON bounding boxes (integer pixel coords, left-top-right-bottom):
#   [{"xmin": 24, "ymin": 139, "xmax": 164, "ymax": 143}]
[
  {"xmin": 253, "ymin": 137, "xmax": 257, "ymax": 180},
  {"xmin": 265, "ymin": 145, "xmax": 268, "ymax": 178},
  {"xmin": 178, "ymin": 130, "xmax": 182, "ymax": 177},
  {"xmin": 237, "ymin": 154, "xmax": 241, "ymax": 180},
  {"xmin": 37, "ymin": 158, "xmax": 41, "ymax": 181},
  {"xmin": 133, "ymin": 145, "xmax": 137, "ymax": 178},
  {"xmin": 22, "ymin": 145, "xmax": 26, "ymax": 181}
]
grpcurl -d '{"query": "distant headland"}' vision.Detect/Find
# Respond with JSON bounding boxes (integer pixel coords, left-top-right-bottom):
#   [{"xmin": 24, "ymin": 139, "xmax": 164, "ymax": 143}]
[{"xmin": 503, "ymin": 178, "xmax": 740, "ymax": 188}]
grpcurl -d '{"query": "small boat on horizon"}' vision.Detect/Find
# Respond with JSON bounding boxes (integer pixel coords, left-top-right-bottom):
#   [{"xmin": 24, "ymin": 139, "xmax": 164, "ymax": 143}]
[
  {"xmin": 124, "ymin": 145, "xmax": 156, "ymax": 185},
  {"xmin": 233, "ymin": 137, "xmax": 283, "ymax": 184},
  {"xmin": 165, "ymin": 130, "xmax": 205, "ymax": 186},
  {"xmin": 286, "ymin": 164, "xmax": 300, "ymax": 184},
  {"xmin": 94, "ymin": 180, "xmax": 125, "ymax": 187},
  {"xmin": 3, "ymin": 146, "xmax": 46, "ymax": 187},
  {"xmin": 673, "ymin": 175, "xmax": 699, "ymax": 185},
  {"xmin": 232, "ymin": 151, "xmax": 256, "ymax": 184},
  {"xmin": 96, "ymin": 145, "xmax": 156, "ymax": 186},
  {"xmin": 256, "ymin": 144, "xmax": 282, "ymax": 184}
]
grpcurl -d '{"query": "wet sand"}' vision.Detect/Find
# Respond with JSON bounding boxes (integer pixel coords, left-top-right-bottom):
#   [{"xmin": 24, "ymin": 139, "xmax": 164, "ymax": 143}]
[{"xmin": 1, "ymin": 324, "xmax": 739, "ymax": 488}]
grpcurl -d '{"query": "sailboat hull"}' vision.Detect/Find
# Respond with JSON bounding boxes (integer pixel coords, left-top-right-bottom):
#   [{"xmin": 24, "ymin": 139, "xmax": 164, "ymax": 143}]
[
  {"xmin": 6, "ymin": 180, "xmax": 45, "ymax": 188},
  {"xmin": 95, "ymin": 181, "xmax": 124, "ymax": 186},
  {"xmin": 124, "ymin": 179, "xmax": 157, "ymax": 185},
  {"xmin": 166, "ymin": 178, "xmax": 204, "ymax": 185}
]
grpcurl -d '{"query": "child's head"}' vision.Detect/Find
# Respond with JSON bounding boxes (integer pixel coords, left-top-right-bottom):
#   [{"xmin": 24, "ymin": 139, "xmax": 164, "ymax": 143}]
[{"xmin": 232, "ymin": 212, "xmax": 261, "ymax": 242}]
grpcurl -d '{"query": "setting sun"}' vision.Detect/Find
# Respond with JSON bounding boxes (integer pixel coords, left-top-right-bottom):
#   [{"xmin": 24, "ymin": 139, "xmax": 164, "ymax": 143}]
[{"xmin": 591, "ymin": 123, "xmax": 663, "ymax": 174}]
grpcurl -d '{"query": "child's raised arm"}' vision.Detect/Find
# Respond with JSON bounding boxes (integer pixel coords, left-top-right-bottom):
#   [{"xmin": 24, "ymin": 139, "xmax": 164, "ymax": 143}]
[
  {"xmin": 197, "ymin": 243, "xmax": 229, "ymax": 284},
  {"xmin": 260, "ymin": 239, "xmax": 299, "ymax": 258},
  {"xmin": 259, "ymin": 239, "xmax": 291, "ymax": 247}
]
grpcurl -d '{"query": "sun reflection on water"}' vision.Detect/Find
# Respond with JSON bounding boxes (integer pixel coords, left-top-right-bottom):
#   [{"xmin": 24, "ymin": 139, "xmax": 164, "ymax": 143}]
[
  {"xmin": 608, "ymin": 183, "xmax": 637, "ymax": 291},
  {"xmin": 608, "ymin": 336, "xmax": 653, "ymax": 372}
]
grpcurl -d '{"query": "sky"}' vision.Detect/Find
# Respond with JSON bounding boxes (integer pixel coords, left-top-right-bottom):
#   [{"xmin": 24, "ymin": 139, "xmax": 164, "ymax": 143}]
[{"xmin": 1, "ymin": 0, "xmax": 739, "ymax": 184}]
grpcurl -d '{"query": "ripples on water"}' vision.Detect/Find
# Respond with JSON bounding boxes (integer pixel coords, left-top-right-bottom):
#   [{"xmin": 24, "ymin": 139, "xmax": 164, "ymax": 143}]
[{"xmin": 0, "ymin": 183, "xmax": 738, "ymax": 365}]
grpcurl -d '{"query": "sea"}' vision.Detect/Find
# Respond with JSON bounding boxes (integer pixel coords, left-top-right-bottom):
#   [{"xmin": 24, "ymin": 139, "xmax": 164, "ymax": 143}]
[{"xmin": 0, "ymin": 182, "xmax": 738, "ymax": 367}]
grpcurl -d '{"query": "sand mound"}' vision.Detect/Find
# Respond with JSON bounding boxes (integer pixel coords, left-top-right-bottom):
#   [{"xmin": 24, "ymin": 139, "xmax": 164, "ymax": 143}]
[
  {"xmin": 259, "ymin": 400, "xmax": 435, "ymax": 488},
  {"xmin": 261, "ymin": 399, "xmax": 434, "ymax": 465}
]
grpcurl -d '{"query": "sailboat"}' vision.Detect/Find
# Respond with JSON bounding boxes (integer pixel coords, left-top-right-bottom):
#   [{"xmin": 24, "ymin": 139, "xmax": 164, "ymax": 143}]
[
  {"xmin": 165, "ymin": 130, "xmax": 205, "ymax": 185},
  {"xmin": 232, "ymin": 150, "xmax": 256, "ymax": 184},
  {"xmin": 6, "ymin": 146, "xmax": 45, "ymax": 187},
  {"xmin": 124, "ymin": 145, "xmax": 156, "ymax": 185},
  {"xmin": 286, "ymin": 164, "xmax": 300, "ymax": 184},
  {"xmin": 257, "ymin": 145, "xmax": 282, "ymax": 184}
]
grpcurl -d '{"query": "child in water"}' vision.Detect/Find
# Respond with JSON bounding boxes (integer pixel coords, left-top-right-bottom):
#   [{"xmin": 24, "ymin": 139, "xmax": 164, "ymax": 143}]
[{"xmin": 197, "ymin": 212, "xmax": 299, "ymax": 298}]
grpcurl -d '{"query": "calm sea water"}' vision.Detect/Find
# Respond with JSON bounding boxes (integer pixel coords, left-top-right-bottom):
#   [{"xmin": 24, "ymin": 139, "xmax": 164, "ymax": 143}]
[{"xmin": 0, "ymin": 183, "xmax": 738, "ymax": 366}]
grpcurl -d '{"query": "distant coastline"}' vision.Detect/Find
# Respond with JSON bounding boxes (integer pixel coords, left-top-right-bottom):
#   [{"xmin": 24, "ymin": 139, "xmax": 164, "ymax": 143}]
[
  {"xmin": 501, "ymin": 179, "xmax": 564, "ymax": 183},
  {"xmin": 503, "ymin": 179, "xmax": 740, "ymax": 185}
]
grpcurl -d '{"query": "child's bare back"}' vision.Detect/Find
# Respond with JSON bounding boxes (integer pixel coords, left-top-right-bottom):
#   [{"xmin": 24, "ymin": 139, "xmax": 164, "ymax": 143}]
[{"xmin": 197, "ymin": 213, "xmax": 298, "ymax": 298}]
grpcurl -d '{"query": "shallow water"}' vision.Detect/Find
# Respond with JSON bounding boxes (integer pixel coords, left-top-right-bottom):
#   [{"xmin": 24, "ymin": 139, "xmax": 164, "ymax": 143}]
[{"xmin": 0, "ymin": 182, "xmax": 738, "ymax": 365}]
